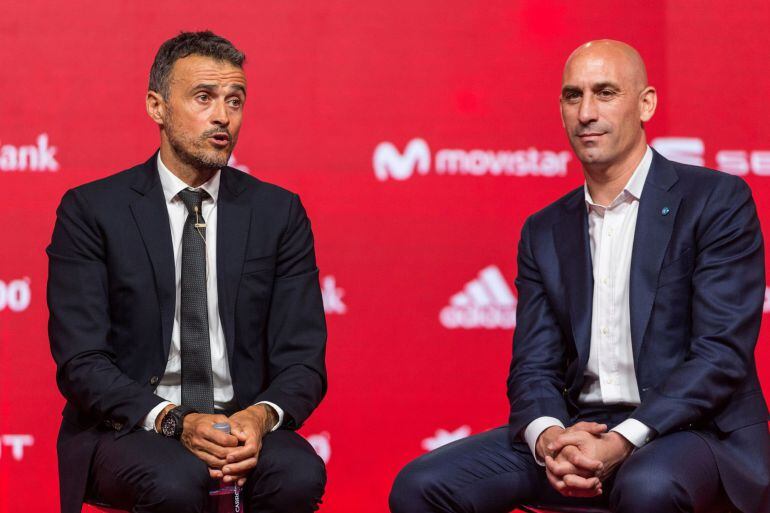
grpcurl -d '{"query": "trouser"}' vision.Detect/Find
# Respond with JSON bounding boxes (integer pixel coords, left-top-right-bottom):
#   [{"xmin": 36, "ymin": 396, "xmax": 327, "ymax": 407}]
[
  {"xmin": 86, "ymin": 428, "xmax": 326, "ymax": 513},
  {"xmin": 390, "ymin": 407, "xmax": 732, "ymax": 513}
]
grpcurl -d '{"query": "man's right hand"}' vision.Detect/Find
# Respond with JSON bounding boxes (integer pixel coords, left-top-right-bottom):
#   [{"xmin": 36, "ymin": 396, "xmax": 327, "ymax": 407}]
[
  {"xmin": 179, "ymin": 413, "xmax": 240, "ymax": 477},
  {"xmin": 537, "ymin": 422, "xmax": 606, "ymax": 497}
]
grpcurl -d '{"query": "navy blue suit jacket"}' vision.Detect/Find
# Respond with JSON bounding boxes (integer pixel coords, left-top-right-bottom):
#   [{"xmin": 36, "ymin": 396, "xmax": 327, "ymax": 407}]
[
  {"xmin": 47, "ymin": 154, "xmax": 327, "ymax": 513},
  {"xmin": 507, "ymin": 150, "xmax": 770, "ymax": 513}
]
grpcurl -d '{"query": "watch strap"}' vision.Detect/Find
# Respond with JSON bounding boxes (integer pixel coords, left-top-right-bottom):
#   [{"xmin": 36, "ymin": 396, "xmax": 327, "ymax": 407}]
[{"xmin": 163, "ymin": 405, "xmax": 197, "ymax": 439}]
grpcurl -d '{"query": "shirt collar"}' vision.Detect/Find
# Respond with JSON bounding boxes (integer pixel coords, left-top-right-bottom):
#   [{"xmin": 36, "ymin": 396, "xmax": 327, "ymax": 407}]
[
  {"xmin": 157, "ymin": 153, "xmax": 220, "ymax": 204},
  {"xmin": 584, "ymin": 145, "xmax": 653, "ymax": 210}
]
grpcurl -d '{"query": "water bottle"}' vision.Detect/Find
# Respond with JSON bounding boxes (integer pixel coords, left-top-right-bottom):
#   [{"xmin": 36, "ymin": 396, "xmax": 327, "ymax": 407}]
[{"xmin": 208, "ymin": 422, "xmax": 242, "ymax": 513}]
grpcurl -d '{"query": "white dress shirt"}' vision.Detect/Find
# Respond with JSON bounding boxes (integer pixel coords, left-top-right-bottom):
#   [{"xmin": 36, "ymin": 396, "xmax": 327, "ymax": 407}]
[
  {"xmin": 141, "ymin": 154, "xmax": 283, "ymax": 431},
  {"xmin": 523, "ymin": 147, "xmax": 654, "ymax": 461}
]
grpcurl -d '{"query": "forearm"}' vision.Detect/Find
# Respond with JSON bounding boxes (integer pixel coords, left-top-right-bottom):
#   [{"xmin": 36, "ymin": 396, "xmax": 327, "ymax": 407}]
[{"xmin": 57, "ymin": 352, "xmax": 164, "ymax": 431}]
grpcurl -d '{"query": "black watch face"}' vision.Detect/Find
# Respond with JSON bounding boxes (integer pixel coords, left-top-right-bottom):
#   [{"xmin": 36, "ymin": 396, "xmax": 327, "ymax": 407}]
[{"xmin": 161, "ymin": 414, "xmax": 177, "ymax": 437}]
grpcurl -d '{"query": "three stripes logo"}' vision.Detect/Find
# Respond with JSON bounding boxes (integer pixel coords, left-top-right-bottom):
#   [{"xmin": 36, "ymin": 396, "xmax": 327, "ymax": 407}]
[{"xmin": 439, "ymin": 265, "xmax": 517, "ymax": 329}]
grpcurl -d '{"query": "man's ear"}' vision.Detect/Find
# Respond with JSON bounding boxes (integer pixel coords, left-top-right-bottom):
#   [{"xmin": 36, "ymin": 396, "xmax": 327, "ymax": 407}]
[
  {"xmin": 639, "ymin": 86, "xmax": 657, "ymax": 123},
  {"xmin": 146, "ymin": 90, "xmax": 166, "ymax": 126}
]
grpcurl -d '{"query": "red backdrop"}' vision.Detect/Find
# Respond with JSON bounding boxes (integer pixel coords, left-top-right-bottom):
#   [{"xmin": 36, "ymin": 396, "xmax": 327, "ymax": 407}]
[{"xmin": 1, "ymin": 1, "xmax": 770, "ymax": 512}]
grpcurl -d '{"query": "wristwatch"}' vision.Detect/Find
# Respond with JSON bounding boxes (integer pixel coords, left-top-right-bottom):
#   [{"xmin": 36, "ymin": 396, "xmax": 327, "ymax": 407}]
[{"xmin": 160, "ymin": 405, "xmax": 197, "ymax": 439}]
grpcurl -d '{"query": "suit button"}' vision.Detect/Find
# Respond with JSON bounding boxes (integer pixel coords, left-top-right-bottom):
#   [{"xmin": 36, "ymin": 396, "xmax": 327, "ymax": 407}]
[
  {"xmin": 150, "ymin": 376, "xmax": 159, "ymax": 386},
  {"xmin": 113, "ymin": 422, "xmax": 123, "ymax": 431},
  {"xmin": 103, "ymin": 419, "xmax": 113, "ymax": 428}
]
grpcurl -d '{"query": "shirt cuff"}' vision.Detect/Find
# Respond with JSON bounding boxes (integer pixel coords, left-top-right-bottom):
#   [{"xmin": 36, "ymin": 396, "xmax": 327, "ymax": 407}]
[
  {"xmin": 523, "ymin": 416, "xmax": 565, "ymax": 466},
  {"xmin": 611, "ymin": 418, "xmax": 653, "ymax": 448},
  {"xmin": 254, "ymin": 401, "xmax": 284, "ymax": 431},
  {"xmin": 142, "ymin": 401, "xmax": 173, "ymax": 432}
]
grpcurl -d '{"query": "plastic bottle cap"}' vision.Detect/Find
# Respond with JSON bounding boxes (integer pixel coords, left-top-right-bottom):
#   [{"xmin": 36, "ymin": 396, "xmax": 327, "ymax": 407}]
[{"xmin": 213, "ymin": 422, "xmax": 231, "ymax": 434}]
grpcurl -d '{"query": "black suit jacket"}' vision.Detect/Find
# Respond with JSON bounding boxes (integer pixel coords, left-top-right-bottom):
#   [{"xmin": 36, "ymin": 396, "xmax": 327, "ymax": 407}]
[
  {"xmin": 507, "ymin": 151, "xmax": 770, "ymax": 513},
  {"xmin": 47, "ymin": 154, "xmax": 327, "ymax": 513}
]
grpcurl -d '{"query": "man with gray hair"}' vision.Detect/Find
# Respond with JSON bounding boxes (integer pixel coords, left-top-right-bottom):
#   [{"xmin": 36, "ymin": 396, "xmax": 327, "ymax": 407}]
[{"xmin": 48, "ymin": 31, "xmax": 327, "ymax": 513}]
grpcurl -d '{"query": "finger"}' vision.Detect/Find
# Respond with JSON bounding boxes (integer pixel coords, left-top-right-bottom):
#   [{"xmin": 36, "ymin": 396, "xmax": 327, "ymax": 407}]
[
  {"xmin": 227, "ymin": 437, "xmax": 261, "ymax": 463},
  {"xmin": 570, "ymin": 422, "xmax": 608, "ymax": 435},
  {"xmin": 545, "ymin": 454, "xmax": 576, "ymax": 477},
  {"xmin": 229, "ymin": 425, "xmax": 249, "ymax": 443},
  {"xmin": 201, "ymin": 427, "xmax": 240, "ymax": 448},
  {"xmin": 548, "ymin": 432, "xmax": 593, "ymax": 452},
  {"xmin": 564, "ymin": 446, "xmax": 603, "ymax": 472},
  {"xmin": 228, "ymin": 419, "xmax": 248, "ymax": 438},
  {"xmin": 545, "ymin": 468, "xmax": 566, "ymax": 493},
  {"xmin": 562, "ymin": 473, "xmax": 600, "ymax": 490},
  {"xmin": 192, "ymin": 436, "xmax": 238, "ymax": 460},
  {"xmin": 190, "ymin": 448, "xmax": 228, "ymax": 469},
  {"xmin": 209, "ymin": 467, "xmax": 223, "ymax": 479},
  {"xmin": 223, "ymin": 456, "xmax": 258, "ymax": 476},
  {"xmin": 237, "ymin": 477, "xmax": 247, "ymax": 487}
]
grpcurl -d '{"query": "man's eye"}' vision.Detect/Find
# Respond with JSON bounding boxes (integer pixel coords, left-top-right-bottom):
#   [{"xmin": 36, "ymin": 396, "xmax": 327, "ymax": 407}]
[
  {"xmin": 563, "ymin": 92, "xmax": 580, "ymax": 102},
  {"xmin": 228, "ymin": 98, "xmax": 242, "ymax": 107},
  {"xmin": 598, "ymin": 89, "xmax": 615, "ymax": 98},
  {"xmin": 197, "ymin": 94, "xmax": 210, "ymax": 102}
]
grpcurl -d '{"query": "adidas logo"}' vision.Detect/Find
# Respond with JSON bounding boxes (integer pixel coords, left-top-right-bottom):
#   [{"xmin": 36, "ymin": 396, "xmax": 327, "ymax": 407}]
[{"xmin": 439, "ymin": 265, "xmax": 516, "ymax": 329}]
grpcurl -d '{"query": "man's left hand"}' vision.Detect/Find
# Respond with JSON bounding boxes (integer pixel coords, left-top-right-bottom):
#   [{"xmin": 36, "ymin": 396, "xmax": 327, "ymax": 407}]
[
  {"xmin": 547, "ymin": 430, "xmax": 634, "ymax": 494},
  {"xmin": 218, "ymin": 404, "xmax": 277, "ymax": 487}
]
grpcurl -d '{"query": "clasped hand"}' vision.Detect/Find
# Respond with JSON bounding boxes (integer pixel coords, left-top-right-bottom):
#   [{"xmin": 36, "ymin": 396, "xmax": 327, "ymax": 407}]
[
  {"xmin": 536, "ymin": 422, "xmax": 633, "ymax": 497},
  {"xmin": 180, "ymin": 405, "xmax": 274, "ymax": 487}
]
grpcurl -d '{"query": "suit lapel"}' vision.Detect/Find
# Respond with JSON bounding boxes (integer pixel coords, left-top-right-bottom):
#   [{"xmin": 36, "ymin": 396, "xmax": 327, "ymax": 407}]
[
  {"xmin": 554, "ymin": 189, "xmax": 594, "ymax": 372},
  {"xmin": 216, "ymin": 168, "xmax": 251, "ymax": 360},
  {"xmin": 130, "ymin": 155, "xmax": 176, "ymax": 361},
  {"xmin": 629, "ymin": 151, "xmax": 681, "ymax": 364}
]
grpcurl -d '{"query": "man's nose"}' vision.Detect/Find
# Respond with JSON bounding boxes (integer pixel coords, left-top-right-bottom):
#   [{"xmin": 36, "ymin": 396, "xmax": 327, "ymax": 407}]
[
  {"xmin": 211, "ymin": 98, "xmax": 230, "ymax": 126},
  {"xmin": 577, "ymin": 94, "xmax": 598, "ymax": 125}
]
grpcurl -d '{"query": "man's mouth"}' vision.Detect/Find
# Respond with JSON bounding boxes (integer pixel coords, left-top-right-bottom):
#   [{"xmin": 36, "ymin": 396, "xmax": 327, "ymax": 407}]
[{"xmin": 208, "ymin": 133, "xmax": 230, "ymax": 148}]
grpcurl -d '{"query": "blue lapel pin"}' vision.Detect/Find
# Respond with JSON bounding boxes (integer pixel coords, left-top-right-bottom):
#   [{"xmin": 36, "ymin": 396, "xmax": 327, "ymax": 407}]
[{"xmin": 661, "ymin": 207, "xmax": 670, "ymax": 216}]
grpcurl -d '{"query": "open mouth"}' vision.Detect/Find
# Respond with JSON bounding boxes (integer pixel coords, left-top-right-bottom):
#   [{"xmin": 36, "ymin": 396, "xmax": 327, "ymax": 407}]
[{"xmin": 208, "ymin": 133, "xmax": 230, "ymax": 147}]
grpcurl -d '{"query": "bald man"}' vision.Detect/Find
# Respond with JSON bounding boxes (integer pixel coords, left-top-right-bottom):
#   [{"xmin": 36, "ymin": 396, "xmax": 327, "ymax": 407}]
[{"xmin": 389, "ymin": 40, "xmax": 770, "ymax": 513}]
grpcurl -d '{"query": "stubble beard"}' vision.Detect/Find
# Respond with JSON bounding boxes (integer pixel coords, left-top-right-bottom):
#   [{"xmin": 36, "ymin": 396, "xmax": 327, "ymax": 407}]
[{"xmin": 164, "ymin": 107, "xmax": 232, "ymax": 172}]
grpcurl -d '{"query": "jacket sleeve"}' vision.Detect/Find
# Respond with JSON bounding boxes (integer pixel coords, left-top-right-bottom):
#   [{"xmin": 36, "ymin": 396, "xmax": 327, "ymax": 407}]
[
  {"xmin": 47, "ymin": 189, "xmax": 163, "ymax": 436},
  {"xmin": 254, "ymin": 194, "xmax": 327, "ymax": 429},
  {"xmin": 631, "ymin": 175, "xmax": 765, "ymax": 435},
  {"xmin": 507, "ymin": 216, "xmax": 570, "ymax": 445}
]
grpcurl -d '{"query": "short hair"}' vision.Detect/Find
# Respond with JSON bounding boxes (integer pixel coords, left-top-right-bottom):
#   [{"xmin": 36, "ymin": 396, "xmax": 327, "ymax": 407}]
[{"xmin": 149, "ymin": 30, "xmax": 245, "ymax": 98}]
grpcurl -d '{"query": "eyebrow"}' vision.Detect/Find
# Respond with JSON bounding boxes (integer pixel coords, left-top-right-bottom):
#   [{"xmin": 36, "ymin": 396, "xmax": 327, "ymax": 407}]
[
  {"xmin": 561, "ymin": 81, "xmax": 621, "ymax": 95},
  {"xmin": 191, "ymin": 83, "xmax": 247, "ymax": 96}
]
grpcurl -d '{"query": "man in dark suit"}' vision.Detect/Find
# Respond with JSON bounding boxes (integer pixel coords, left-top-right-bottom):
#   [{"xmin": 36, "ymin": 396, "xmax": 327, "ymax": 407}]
[
  {"xmin": 390, "ymin": 40, "xmax": 770, "ymax": 513},
  {"xmin": 47, "ymin": 31, "xmax": 327, "ymax": 513}
]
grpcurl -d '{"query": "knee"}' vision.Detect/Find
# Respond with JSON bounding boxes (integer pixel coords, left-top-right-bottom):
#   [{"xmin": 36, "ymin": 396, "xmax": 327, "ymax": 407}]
[
  {"xmin": 389, "ymin": 459, "xmax": 444, "ymax": 513},
  {"xmin": 137, "ymin": 460, "xmax": 210, "ymax": 513},
  {"xmin": 611, "ymin": 462, "xmax": 689, "ymax": 513},
  {"xmin": 257, "ymin": 448, "xmax": 326, "ymax": 511}
]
